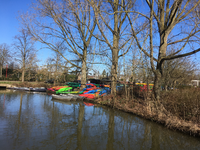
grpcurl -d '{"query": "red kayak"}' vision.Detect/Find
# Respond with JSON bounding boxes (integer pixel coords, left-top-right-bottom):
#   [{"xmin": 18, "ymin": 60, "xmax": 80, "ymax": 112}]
[{"xmin": 79, "ymin": 94, "xmax": 97, "ymax": 99}]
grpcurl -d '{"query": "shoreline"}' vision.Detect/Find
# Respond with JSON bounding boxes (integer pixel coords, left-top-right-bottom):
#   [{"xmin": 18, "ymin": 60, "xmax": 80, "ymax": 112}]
[
  {"xmin": 2, "ymin": 82, "xmax": 200, "ymax": 138},
  {"xmin": 84, "ymin": 95, "xmax": 200, "ymax": 138}
]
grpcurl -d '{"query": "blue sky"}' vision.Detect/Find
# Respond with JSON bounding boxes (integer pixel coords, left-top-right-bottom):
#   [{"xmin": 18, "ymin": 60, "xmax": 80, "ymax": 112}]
[
  {"xmin": 0, "ymin": 0, "xmax": 52, "ymax": 65},
  {"xmin": 0, "ymin": 0, "xmax": 199, "ymax": 74}
]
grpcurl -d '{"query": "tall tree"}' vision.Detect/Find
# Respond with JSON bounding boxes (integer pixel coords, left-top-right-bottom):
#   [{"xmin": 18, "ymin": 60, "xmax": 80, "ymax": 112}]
[
  {"xmin": 128, "ymin": 0, "xmax": 200, "ymax": 100},
  {"xmin": 89, "ymin": 0, "xmax": 136, "ymax": 95},
  {"xmin": 13, "ymin": 29, "xmax": 36, "ymax": 82},
  {"xmin": 21, "ymin": 0, "xmax": 97, "ymax": 88}
]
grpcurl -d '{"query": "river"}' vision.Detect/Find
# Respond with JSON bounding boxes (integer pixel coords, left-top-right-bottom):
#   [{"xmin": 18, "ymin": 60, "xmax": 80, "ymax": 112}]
[{"xmin": 0, "ymin": 89, "xmax": 200, "ymax": 150}]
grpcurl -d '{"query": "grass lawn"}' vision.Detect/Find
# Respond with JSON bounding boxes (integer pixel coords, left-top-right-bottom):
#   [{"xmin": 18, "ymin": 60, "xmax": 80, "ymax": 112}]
[{"xmin": 0, "ymin": 81, "xmax": 21, "ymax": 84}]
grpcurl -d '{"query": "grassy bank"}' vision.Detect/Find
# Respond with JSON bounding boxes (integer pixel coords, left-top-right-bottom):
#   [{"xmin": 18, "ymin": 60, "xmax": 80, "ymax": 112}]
[
  {"xmin": 85, "ymin": 88, "xmax": 200, "ymax": 137},
  {"xmin": 0, "ymin": 81, "xmax": 54, "ymax": 88}
]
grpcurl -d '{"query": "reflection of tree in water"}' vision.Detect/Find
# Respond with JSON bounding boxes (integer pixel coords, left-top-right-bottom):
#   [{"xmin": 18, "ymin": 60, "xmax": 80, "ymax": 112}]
[
  {"xmin": 0, "ymin": 94, "xmax": 6, "ymax": 116},
  {"xmin": 14, "ymin": 93, "xmax": 23, "ymax": 146},
  {"xmin": 106, "ymin": 109, "xmax": 114, "ymax": 150},
  {"xmin": 1, "ymin": 92, "xmax": 200, "ymax": 149},
  {"xmin": 76, "ymin": 103, "xmax": 85, "ymax": 150}
]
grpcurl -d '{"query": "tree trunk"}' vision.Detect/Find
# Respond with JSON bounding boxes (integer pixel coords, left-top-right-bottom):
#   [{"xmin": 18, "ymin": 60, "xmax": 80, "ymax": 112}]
[
  {"xmin": 28, "ymin": 69, "xmax": 31, "ymax": 81},
  {"xmin": 22, "ymin": 67, "xmax": 25, "ymax": 82},
  {"xmin": 153, "ymin": 70, "xmax": 162, "ymax": 101},
  {"xmin": 81, "ymin": 49, "xmax": 87, "ymax": 88},
  {"xmin": 153, "ymin": 30, "xmax": 169, "ymax": 100},
  {"xmin": 111, "ymin": 51, "xmax": 118, "ymax": 95},
  {"xmin": 111, "ymin": 0, "xmax": 119, "ymax": 95},
  {"xmin": 22, "ymin": 55, "xmax": 26, "ymax": 82},
  {"xmin": 0, "ymin": 65, "xmax": 2, "ymax": 78}
]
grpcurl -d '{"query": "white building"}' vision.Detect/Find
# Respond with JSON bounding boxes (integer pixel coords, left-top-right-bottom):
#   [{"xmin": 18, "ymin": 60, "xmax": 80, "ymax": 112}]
[{"xmin": 191, "ymin": 80, "xmax": 200, "ymax": 86}]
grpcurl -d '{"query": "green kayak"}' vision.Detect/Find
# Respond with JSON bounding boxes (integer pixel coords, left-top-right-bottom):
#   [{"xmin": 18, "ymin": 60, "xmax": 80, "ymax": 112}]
[
  {"xmin": 56, "ymin": 90, "xmax": 80, "ymax": 94},
  {"xmin": 56, "ymin": 87, "xmax": 73, "ymax": 94},
  {"xmin": 66, "ymin": 82, "xmax": 81, "ymax": 88}
]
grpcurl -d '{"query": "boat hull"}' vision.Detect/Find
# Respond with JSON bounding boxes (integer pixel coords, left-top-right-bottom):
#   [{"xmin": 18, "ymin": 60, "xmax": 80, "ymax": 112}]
[{"xmin": 52, "ymin": 94, "xmax": 74, "ymax": 101}]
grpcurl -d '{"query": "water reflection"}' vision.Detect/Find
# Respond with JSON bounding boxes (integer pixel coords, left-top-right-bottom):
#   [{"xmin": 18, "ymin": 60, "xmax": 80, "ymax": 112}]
[
  {"xmin": 106, "ymin": 109, "xmax": 114, "ymax": 150},
  {"xmin": 0, "ymin": 90, "xmax": 200, "ymax": 150}
]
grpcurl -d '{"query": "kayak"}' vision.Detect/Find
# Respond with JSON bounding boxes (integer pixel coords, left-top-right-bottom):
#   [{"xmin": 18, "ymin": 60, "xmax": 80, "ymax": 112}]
[
  {"xmin": 56, "ymin": 87, "xmax": 73, "ymax": 94},
  {"xmin": 66, "ymin": 82, "xmax": 81, "ymax": 87},
  {"xmin": 30, "ymin": 87, "xmax": 47, "ymax": 92},
  {"xmin": 56, "ymin": 90, "xmax": 79, "ymax": 94},
  {"xmin": 84, "ymin": 89, "xmax": 101, "ymax": 94},
  {"xmin": 47, "ymin": 86, "xmax": 68, "ymax": 91},
  {"xmin": 86, "ymin": 83, "xmax": 96, "ymax": 88},
  {"xmin": 79, "ymin": 93, "xmax": 99, "ymax": 99},
  {"xmin": 83, "ymin": 87, "xmax": 98, "ymax": 91}
]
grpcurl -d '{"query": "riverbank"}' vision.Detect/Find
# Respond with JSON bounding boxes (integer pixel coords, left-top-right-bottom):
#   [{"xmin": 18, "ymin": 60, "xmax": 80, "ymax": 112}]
[
  {"xmin": 2, "ymin": 81, "xmax": 200, "ymax": 137},
  {"xmin": 84, "ymin": 89, "xmax": 200, "ymax": 137},
  {"xmin": 0, "ymin": 81, "xmax": 53, "ymax": 88}
]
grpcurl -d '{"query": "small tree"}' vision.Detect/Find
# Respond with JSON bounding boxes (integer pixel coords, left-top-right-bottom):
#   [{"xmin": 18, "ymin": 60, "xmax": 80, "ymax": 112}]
[
  {"xmin": 13, "ymin": 29, "xmax": 36, "ymax": 82},
  {"xmin": 0, "ymin": 43, "xmax": 11, "ymax": 78},
  {"xmin": 102, "ymin": 69, "xmax": 106, "ymax": 78}
]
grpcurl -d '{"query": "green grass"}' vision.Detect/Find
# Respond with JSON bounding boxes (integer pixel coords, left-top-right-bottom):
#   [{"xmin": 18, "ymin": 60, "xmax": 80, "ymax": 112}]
[{"xmin": 0, "ymin": 81, "xmax": 21, "ymax": 84}]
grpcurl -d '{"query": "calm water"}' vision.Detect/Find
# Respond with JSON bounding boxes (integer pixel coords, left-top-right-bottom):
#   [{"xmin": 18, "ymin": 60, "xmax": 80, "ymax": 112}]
[{"xmin": 0, "ymin": 89, "xmax": 200, "ymax": 150}]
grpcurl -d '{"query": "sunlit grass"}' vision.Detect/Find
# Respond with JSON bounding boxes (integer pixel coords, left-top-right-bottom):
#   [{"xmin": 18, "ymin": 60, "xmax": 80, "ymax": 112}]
[{"xmin": 0, "ymin": 81, "xmax": 21, "ymax": 84}]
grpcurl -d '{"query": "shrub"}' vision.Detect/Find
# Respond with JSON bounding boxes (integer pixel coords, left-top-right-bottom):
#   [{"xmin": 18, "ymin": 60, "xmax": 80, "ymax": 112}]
[{"xmin": 161, "ymin": 88, "xmax": 200, "ymax": 123}]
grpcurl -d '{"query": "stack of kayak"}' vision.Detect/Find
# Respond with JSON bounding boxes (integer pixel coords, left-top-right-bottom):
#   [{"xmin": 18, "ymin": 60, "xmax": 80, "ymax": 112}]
[
  {"xmin": 135, "ymin": 83, "xmax": 154, "ymax": 91},
  {"xmin": 51, "ymin": 82, "xmax": 111, "ymax": 101},
  {"xmin": 48, "ymin": 82, "xmax": 81, "ymax": 94},
  {"xmin": 78, "ymin": 83, "xmax": 111, "ymax": 99},
  {"xmin": 47, "ymin": 85, "xmax": 69, "ymax": 93}
]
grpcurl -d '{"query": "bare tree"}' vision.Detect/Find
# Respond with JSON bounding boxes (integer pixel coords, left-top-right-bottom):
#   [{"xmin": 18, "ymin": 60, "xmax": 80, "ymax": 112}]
[
  {"xmin": 13, "ymin": 29, "xmax": 36, "ymax": 82},
  {"xmin": 162, "ymin": 56, "xmax": 196, "ymax": 90},
  {"xmin": 27, "ymin": 52, "xmax": 38, "ymax": 81},
  {"xmin": 21, "ymin": 0, "xmax": 97, "ymax": 88},
  {"xmin": 127, "ymin": 0, "xmax": 200, "ymax": 100},
  {"xmin": 89, "ymin": 0, "xmax": 137, "ymax": 95},
  {"xmin": 0, "ymin": 43, "xmax": 11, "ymax": 78}
]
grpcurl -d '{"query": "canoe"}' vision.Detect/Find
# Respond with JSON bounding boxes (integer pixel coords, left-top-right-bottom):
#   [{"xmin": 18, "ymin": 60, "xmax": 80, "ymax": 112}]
[
  {"xmin": 67, "ymin": 94, "xmax": 85, "ymax": 100},
  {"xmin": 51, "ymin": 94, "xmax": 74, "ymax": 101},
  {"xmin": 14, "ymin": 87, "xmax": 30, "ymax": 91}
]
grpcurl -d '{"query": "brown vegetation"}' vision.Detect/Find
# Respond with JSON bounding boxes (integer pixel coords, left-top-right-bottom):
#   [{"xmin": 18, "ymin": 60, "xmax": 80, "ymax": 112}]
[
  {"xmin": 12, "ymin": 82, "xmax": 52, "ymax": 88},
  {"xmin": 85, "ymin": 87, "xmax": 200, "ymax": 137}
]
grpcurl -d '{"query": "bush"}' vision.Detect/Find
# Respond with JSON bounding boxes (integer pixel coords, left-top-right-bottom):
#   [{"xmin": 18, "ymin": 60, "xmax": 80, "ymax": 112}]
[{"xmin": 161, "ymin": 88, "xmax": 200, "ymax": 123}]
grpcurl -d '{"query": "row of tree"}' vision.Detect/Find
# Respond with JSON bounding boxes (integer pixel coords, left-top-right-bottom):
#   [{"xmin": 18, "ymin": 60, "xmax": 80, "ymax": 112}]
[
  {"xmin": 0, "ymin": 29, "xmax": 37, "ymax": 82},
  {"xmin": 1, "ymin": 0, "xmax": 200, "ymax": 101}
]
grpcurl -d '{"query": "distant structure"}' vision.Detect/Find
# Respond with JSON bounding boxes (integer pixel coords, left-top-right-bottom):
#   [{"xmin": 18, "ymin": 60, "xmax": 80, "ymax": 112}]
[{"xmin": 191, "ymin": 80, "xmax": 200, "ymax": 87}]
